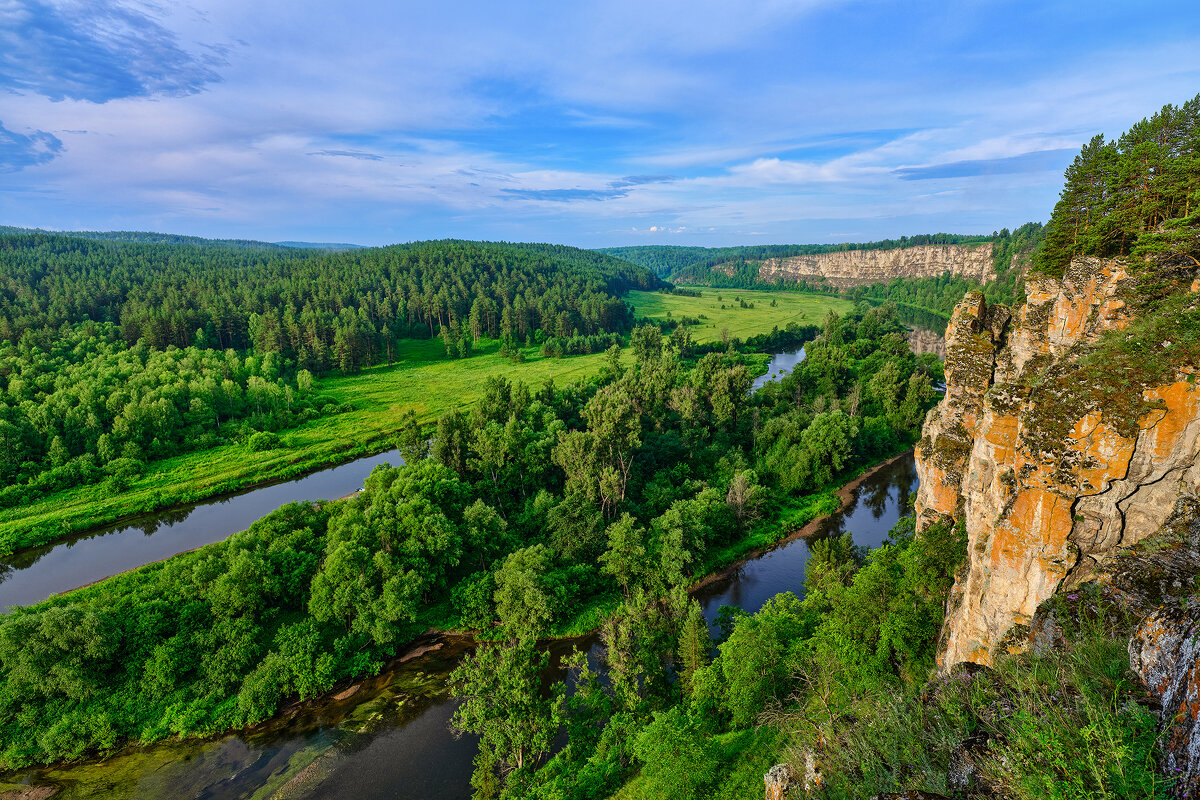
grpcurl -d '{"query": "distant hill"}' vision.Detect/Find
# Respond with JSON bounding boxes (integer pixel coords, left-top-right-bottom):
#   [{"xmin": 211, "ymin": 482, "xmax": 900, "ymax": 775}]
[
  {"xmin": 0, "ymin": 226, "xmax": 300, "ymax": 250},
  {"xmin": 274, "ymin": 241, "xmax": 364, "ymax": 251},
  {"xmin": 598, "ymin": 234, "xmax": 992, "ymax": 281},
  {"xmin": 0, "ymin": 227, "xmax": 372, "ymax": 252}
]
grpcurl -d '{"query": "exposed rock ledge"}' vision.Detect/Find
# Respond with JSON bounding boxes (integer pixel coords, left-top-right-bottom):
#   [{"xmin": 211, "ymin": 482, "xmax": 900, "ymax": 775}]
[
  {"xmin": 915, "ymin": 256, "xmax": 1200, "ymax": 669},
  {"xmin": 905, "ymin": 326, "xmax": 946, "ymax": 359},
  {"xmin": 753, "ymin": 243, "xmax": 994, "ymax": 289}
]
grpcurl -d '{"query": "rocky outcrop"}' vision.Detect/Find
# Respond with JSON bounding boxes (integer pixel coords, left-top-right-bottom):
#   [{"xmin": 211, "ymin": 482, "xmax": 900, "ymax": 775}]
[
  {"xmin": 763, "ymin": 750, "xmax": 821, "ymax": 799},
  {"xmin": 905, "ymin": 327, "xmax": 946, "ymax": 359},
  {"xmin": 915, "ymin": 256, "xmax": 1200, "ymax": 669},
  {"xmin": 764, "ymin": 763, "xmax": 794, "ymax": 800},
  {"xmin": 1108, "ymin": 495, "xmax": 1200, "ymax": 797},
  {"xmin": 752, "ymin": 244, "xmax": 994, "ymax": 289},
  {"xmin": 1099, "ymin": 495, "xmax": 1200, "ymax": 619},
  {"xmin": 1130, "ymin": 603, "xmax": 1200, "ymax": 798}
]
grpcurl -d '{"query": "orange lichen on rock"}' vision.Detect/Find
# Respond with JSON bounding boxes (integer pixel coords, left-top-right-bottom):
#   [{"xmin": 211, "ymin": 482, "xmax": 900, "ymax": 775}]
[
  {"xmin": 918, "ymin": 256, "xmax": 1200, "ymax": 669},
  {"xmin": 1141, "ymin": 381, "xmax": 1200, "ymax": 463},
  {"xmin": 1130, "ymin": 603, "xmax": 1200, "ymax": 798}
]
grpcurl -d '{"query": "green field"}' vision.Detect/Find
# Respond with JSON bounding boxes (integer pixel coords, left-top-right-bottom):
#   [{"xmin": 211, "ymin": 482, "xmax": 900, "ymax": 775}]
[
  {"xmin": 0, "ymin": 288, "xmax": 853, "ymax": 554},
  {"xmin": 626, "ymin": 287, "xmax": 850, "ymax": 342}
]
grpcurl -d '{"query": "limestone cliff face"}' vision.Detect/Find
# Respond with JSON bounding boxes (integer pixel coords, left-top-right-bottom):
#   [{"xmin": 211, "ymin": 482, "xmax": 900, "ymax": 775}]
[
  {"xmin": 915, "ymin": 256, "xmax": 1200, "ymax": 669},
  {"xmin": 753, "ymin": 243, "xmax": 994, "ymax": 288},
  {"xmin": 905, "ymin": 327, "xmax": 946, "ymax": 359}
]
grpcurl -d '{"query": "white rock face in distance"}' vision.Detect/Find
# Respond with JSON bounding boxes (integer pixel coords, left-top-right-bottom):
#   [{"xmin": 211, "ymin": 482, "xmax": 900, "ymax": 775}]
[{"xmin": 751, "ymin": 243, "xmax": 995, "ymax": 289}]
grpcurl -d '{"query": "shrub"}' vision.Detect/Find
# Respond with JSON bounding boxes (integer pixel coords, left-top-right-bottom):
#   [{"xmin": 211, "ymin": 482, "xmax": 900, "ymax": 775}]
[{"xmin": 247, "ymin": 431, "xmax": 281, "ymax": 452}]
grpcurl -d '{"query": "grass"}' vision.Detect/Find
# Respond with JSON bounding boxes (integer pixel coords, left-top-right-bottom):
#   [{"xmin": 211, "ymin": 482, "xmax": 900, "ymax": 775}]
[
  {"xmin": 613, "ymin": 727, "xmax": 783, "ymax": 800},
  {"xmin": 785, "ymin": 585, "xmax": 1171, "ymax": 800},
  {"xmin": 626, "ymin": 287, "xmax": 853, "ymax": 343},
  {"xmin": 0, "ymin": 288, "xmax": 852, "ymax": 556}
]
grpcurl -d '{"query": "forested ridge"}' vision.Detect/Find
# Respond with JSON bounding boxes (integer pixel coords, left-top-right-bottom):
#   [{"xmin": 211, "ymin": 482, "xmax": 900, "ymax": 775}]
[
  {"xmin": 0, "ymin": 306, "xmax": 940, "ymax": 770},
  {"xmin": 1, "ymin": 234, "xmax": 657, "ymax": 367},
  {"xmin": 0, "ymin": 225, "xmax": 365, "ymax": 251},
  {"xmin": 0, "ymin": 234, "xmax": 658, "ymax": 508},
  {"xmin": 600, "ymin": 233, "xmax": 992, "ymax": 280},
  {"xmin": 0, "ymin": 226, "xmax": 296, "ymax": 251}
]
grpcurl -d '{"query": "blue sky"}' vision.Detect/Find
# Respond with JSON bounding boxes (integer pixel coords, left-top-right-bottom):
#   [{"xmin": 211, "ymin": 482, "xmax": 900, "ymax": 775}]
[{"xmin": 2, "ymin": 0, "xmax": 1199, "ymax": 247}]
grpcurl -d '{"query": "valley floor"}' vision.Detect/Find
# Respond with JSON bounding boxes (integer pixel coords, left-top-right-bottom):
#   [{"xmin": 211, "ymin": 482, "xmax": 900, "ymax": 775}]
[{"xmin": 0, "ymin": 288, "xmax": 852, "ymax": 557}]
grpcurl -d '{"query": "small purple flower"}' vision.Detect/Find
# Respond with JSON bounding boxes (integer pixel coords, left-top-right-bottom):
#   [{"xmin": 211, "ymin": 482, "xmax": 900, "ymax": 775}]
[{"xmin": 1067, "ymin": 594, "xmax": 1078, "ymax": 600}]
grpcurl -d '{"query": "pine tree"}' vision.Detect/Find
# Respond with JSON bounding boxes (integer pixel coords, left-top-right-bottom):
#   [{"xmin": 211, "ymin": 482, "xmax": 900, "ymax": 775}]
[{"xmin": 676, "ymin": 600, "xmax": 711, "ymax": 697}]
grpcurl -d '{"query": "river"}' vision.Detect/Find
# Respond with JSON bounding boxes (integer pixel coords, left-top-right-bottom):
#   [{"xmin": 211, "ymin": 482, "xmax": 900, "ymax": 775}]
[
  {"xmin": 1, "ymin": 454, "xmax": 919, "ymax": 800},
  {"xmin": 751, "ymin": 346, "xmax": 805, "ymax": 391},
  {"xmin": 0, "ymin": 450, "xmax": 406, "ymax": 612},
  {"xmin": 0, "ymin": 345, "xmax": 813, "ymax": 612}
]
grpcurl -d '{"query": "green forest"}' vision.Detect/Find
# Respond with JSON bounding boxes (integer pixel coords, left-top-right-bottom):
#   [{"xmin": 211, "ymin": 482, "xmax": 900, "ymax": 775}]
[
  {"xmin": 0, "ymin": 235, "xmax": 657, "ymax": 513},
  {"xmin": 1, "ymin": 235, "xmax": 654, "ymax": 362},
  {"xmin": 0, "ymin": 305, "xmax": 940, "ymax": 770}
]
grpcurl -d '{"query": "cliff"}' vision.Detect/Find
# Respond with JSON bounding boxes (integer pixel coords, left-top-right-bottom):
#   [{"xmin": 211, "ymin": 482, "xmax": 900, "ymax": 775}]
[
  {"xmin": 904, "ymin": 327, "xmax": 946, "ymax": 359},
  {"xmin": 914, "ymin": 255, "xmax": 1200, "ymax": 669},
  {"xmin": 751, "ymin": 243, "xmax": 995, "ymax": 288}
]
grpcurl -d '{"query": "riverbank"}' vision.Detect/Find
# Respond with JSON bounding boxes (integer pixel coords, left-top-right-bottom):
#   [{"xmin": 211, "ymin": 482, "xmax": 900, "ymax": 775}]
[
  {"xmin": 0, "ymin": 340, "xmax": 610, "ymax": 558},
  {"xmin": 13, "ymin": 450, "xmax": 913, "ymax": 791},
  {"xmin": 687, "ymin": 448, "xmax": 914, "ymax": 593},
  {"xmin": 0, "ymin": 288, "xmax": 852, "ymax": 560},
  {"xmin": 0, "ymin": 330, "xmax": 841, "ymax": 613}
]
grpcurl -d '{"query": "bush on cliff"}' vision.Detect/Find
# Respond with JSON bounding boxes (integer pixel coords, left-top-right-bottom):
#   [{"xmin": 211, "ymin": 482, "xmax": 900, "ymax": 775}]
[{"xmin": 786, "ymin": 586, "xmax": 1170, "ymax": 800}]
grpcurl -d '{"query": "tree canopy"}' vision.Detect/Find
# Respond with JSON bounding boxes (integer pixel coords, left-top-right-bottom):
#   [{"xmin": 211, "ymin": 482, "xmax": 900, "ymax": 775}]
[
  {"xmin": 0, "ymin": 306, "xmax": 939, "ymax": 771},
  {"xmin": 1034, "ymin": 93, "xmax": 1200, "ymax": 277}
]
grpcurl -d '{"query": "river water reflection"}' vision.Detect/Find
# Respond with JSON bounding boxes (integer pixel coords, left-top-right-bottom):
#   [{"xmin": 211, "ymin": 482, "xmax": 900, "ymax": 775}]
[
  {"xmin": 2, "ymin": 454, "xmax": 918, "ymax": 800},
  {"xmin": 0, "ymin": 450, "xmax": 405, "ymax": 611},
  {"xmin": 1, "ymin": 342, "xmax": 817, "ymax": 612}
]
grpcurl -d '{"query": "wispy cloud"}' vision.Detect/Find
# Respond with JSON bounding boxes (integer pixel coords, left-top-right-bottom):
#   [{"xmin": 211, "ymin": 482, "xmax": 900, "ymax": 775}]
[
  {"xmin": 0, "ymin": 120, "xmax": 62, "ymax": 171},
  {"xmin": 307, "ymin": 149, "xmax": 387, "ymax": 161},
  {"xmin": 0, "ymin": 0, "xmax": 223, "ymax": 102},
  {"xmin": 502, "ymin": 174, "xmax": 675, "ymax": 202},
  {"xmin": 608, "ymin": 174, "xmax": 674, "ymax": 188},
  {"xmin": 503, "ymin": 187, "xmax": 627, "ymax": 202},
  {"xmin": 894, "ymin": 148, "xmax": 1077, "ymax": 180}
]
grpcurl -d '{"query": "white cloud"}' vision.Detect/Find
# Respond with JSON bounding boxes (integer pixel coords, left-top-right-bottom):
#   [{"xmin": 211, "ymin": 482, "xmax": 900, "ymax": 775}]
[{"xmin": 2, "ymin": 0, "xmax": 1199, "ymax": 245}]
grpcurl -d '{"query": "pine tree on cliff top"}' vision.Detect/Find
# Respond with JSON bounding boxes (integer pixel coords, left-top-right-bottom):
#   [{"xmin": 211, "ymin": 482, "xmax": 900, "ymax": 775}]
[{"xmin": 1034, "ymin": 93, "xmax": 1200, "ymax": 276}]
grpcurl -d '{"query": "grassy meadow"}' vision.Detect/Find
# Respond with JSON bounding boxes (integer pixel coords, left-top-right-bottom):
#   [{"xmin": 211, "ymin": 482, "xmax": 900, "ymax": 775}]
[
  {"xmin": 0, "ymin": 288, "xmax": 853, "ymax": 554},
  {"xmin": 625, "ymin": 287, "xmax": 849, "ymax": 342}
]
